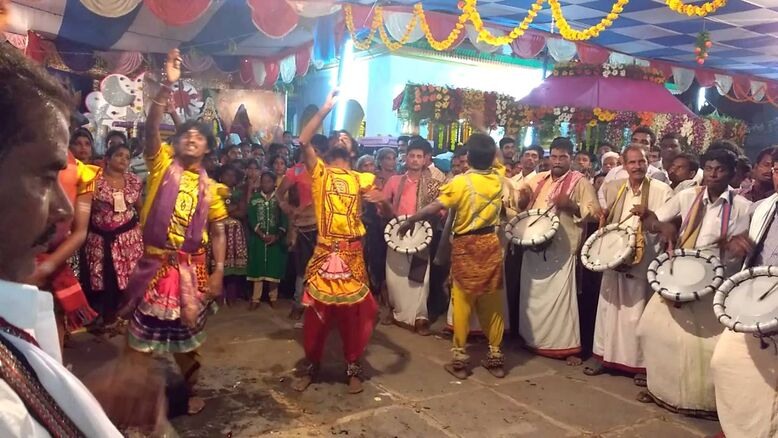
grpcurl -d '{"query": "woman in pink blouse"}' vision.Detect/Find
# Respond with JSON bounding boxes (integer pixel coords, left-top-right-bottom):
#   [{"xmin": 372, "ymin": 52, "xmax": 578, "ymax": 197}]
[{"xmin": 85, "ymin": 142, "xmax": 144, "ymax": 333}]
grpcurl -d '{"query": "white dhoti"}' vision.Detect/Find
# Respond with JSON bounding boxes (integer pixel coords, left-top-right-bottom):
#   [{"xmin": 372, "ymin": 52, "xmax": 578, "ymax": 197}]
[
  {"xmin": 519, "ymin": 238, "xmax": 580, "ymax": 358},
  {"xmin": 386, "ymin": 249, "xmax": 430, "ymax": 326},
  {"xmin": 638, "ymin": 293, "xmax": 722, "ymax": 413},
  {"xmin": 711, "ymin": 330, "xmax": 778, "ymax": 438},
  {"xmin": 593, "ymin": 270, "xmax": 651, "ymax": 373}
]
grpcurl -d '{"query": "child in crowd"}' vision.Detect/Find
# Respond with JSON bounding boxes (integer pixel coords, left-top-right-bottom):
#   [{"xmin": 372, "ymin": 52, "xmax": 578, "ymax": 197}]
[
  {"xmin": 246, "ymin": 171, "xmax": 288, "ymax": 309},
  {"xmin": 218, "ymin": 164, "xmax": 248, "ymax": 305}
]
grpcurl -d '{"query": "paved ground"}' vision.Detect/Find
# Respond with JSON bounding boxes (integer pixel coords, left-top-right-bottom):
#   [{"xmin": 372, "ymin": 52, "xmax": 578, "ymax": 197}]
[{"xmin": 65, "ymin": 300, "xmax": 721, "ymax": 437}]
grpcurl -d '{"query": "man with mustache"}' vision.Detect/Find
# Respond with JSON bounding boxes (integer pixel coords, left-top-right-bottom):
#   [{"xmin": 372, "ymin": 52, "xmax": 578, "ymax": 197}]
[
  {"xmin": 0, "ymin": 43, "xmax": 124, "ymax": 436},
  {"xmin": 516, "ymin": 137, "xmax": 600, "ymax": 364},
  {"xmin": 586, "ymin": 145, "xmax": 672, "ymax": 387}
]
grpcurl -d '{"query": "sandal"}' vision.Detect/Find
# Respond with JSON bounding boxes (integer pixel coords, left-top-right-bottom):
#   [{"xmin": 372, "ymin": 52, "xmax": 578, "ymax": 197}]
[
  {"xmin": 583, "ymin": 363, "xmax": 605, "ymax": 376},
  {"xmin": 636, "ymin": 390, "xmax": 654, "ymax": 404},
  {"xmin": 444, "ymin": 361, "xmax": 470, "ymax": 380},
  {"xmin": 633, "ymin": 373, "xmax": 647, "ymax": 387}
]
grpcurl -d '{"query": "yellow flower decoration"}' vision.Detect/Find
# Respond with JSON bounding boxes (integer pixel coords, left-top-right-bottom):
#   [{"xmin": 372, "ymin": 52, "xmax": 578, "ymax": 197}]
[
  {"xmin": 549, "ymin": 0, "xmax": 630, "ymax": 41},
  {"xmin": 666, "ymin": 0, "xmax": 726, "ymax": 17},
  {"xmin": 464, "ymin": 0, "xmax": 545, "ymax": 46}
]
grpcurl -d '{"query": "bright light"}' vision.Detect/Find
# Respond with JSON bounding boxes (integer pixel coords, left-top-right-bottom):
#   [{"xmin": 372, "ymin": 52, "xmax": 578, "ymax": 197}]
[
  {"xmin": 334, "ymin": 39, "xmax": 355, "ymax": 130},
  {"xmin": 697, "ymin": 87, "xmax": 706, "ymax": 111},
  {"xmin": 523, "ymin": 126, "xmax": 534, "ymax": 146}
]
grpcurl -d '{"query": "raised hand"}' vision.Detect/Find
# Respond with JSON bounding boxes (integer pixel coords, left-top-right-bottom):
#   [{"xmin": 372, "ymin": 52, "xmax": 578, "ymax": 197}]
[
  {"xmin": 323, "ymin": 89, "xmax": 339, "ymax": 112},
  {"xmin": 165, "ymin": 48, "xmax": 182, "ymax": 84}
]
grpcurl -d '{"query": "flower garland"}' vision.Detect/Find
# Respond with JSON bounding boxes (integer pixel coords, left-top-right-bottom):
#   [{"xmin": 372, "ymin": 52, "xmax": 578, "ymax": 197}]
[
  {"xmin": 464, "ymin": 0, "xmax": 545, "ymax": 46},
  {"xmin": 549, "ymin": 0, "xmax": 629, "ymax": 41},
  {"xmin": 345, "ymin": 0, "xmax": 729, "ymax": 51},
  {"xmin": 666, "ymin": 0, "xmax": 726, "ymax": 17},
  {"xmin": 553, "ymin": 63, "xmax": 665, "ymax": 84},
  {"xmin": 378, "ymin": 10, "xmax": 419, "ymax": 51}
]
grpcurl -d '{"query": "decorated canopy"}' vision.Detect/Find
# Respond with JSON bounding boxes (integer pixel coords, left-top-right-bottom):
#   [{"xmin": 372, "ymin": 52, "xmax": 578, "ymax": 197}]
[{"xmin": 519, "ymin": 64, "xmax": 695, "ymax": 116}]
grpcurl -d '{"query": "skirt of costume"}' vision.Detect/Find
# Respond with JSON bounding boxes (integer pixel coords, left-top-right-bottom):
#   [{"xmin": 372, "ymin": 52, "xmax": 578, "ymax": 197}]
[
  {"xmin": 128, "ymin": 254, "xmax": 211, "ymax": 354},
  {"xmin": 246, "ymin": 232, "xmax": 287, "ymax": 282},
  {"xmin": 223, "ymin": 217, "xmax": 248, "ymax": 276}
]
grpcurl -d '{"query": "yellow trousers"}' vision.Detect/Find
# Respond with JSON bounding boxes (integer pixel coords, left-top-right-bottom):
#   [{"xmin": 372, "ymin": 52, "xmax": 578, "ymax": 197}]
[{"xmin": 451, "ymin": 282, "xmax": 504, "ymax": 361}]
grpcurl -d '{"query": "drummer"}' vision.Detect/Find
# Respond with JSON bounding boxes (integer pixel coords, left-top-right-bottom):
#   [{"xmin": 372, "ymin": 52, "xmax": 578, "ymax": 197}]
[
  {"xmin": 585, "ymin": 145, "xmax": 672, "ymax": 386},
  {"xmin": 381, "ymin": 138, "xmax": 441, "ymax": 336},
  {"xmin": 709, "ymin": 147, "xmax": 777, "ymax": 438},
  {"xmin": 633, "ymin": 147, "xmax": 752, "ymax": 417},
  {"xmin": 516, "ymin": 137, "xmax": 600, "ymax": 364}
]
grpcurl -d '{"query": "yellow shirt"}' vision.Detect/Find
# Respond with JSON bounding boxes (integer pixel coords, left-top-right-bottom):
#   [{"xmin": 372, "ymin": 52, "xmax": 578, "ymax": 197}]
[
  {"xmin": 309, "ymin": 158, "xmax": 375, "ymax": 245},
  {"xmin": 141, "ymin": 144, "xmax": 228, "ymax": 249},
  {"xmin": 438, "ymin": 163, "xmax": 505, "ymax": 235}
]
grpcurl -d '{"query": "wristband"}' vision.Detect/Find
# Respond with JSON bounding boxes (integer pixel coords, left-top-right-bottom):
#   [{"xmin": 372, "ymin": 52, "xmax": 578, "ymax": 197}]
[{"xmin": 214, "ymin": 262, "xmax": 225, "ymax": 271}]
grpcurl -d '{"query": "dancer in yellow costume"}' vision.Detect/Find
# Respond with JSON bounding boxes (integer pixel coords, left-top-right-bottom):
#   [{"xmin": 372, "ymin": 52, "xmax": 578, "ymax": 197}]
[{"xmin": 400, "ymin": 133, "xmax": 507, "ymax": 379}]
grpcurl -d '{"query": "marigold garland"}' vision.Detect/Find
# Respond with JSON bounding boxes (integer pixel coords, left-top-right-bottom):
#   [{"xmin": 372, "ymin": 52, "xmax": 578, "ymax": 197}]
[
  {"xmin": 464, "ymin": 0, "xmax": 545, "ymax": 45},
  {"xmin": 344, "ymin": 0, "xmax": 728, "ymax": 51},
  {"xmin": 666, "ymin": 0, "xmax": 726, "ymax": 17},
  {"xmin": 549, "ymin": 0, "xmax": 629, "ymax": 41}
]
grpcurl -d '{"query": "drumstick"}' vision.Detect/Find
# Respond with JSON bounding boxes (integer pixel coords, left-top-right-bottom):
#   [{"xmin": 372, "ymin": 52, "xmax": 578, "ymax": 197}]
[
  {"xmin": 758, "ymin": 281, "xmax": 778, "ymax": 301},
  {"xmin": 529, "ymin": 204, "xmax": 554, "ymax": 227}
]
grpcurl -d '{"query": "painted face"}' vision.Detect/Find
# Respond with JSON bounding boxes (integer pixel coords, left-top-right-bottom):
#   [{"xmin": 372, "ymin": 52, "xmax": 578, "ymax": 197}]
[
  {"xmin": 107, "ymin": 146, "xmax": 131, "ymax": 174},
  {"xmin": 0, "ymin": 105, "xmax": 72, "ymax": 281},
  {"xmin": 69, "ymin": 135, "xmax": 93, "ymax": 163}
]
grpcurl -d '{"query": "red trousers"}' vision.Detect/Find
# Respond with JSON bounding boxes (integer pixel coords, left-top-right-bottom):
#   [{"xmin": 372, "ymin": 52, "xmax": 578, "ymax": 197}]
[{"xmin": 303, "ymin": 294, "xmax": 378, "ymax": 364}]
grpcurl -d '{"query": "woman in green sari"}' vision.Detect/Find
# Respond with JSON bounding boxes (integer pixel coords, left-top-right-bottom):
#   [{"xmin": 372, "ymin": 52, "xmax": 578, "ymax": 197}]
[{"xmin": 246, "ymin": 171, "xmax": 288, "ymax": 309}]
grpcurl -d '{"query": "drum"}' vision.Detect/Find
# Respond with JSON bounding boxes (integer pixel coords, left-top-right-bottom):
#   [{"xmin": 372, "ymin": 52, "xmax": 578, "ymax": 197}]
[
  {"xmin": 713, "ymin": 265, "xmax": 778, "ymax": 335},
  {"xmin": 580, "ymin": 224, "xmax": 636, "ymax": 272},
  {"xmin": 504, "ymin": 209, "xmax": 560, "ymax": 248},
  {"xmin": 647, "ymin": 249, "xmax": 725, "ymax": 303},
  {"xmin": 384, "ymin": 215, "xmax": 433, "ymax": 255}
]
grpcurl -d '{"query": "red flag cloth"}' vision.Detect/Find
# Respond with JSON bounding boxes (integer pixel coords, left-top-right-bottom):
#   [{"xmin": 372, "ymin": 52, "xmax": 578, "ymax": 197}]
[
  {"xmin": 576, "ymin": 43, "xmax": 610, "ymax": 64},
  {"xmin": 248, "ymin": 0, "xmax": 299, "ymax": 39},
  {"xmin": 511, "ymin": 32, "xmax": 546, "ymax": 58},
  {"xmin": 143, "ymin": 0, "xmax": 211, "ymax": 26}
]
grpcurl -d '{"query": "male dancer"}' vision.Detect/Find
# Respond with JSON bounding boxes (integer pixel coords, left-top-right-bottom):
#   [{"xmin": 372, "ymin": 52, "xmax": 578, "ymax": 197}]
[
  {"xmin": 277, "ymin": 134, "xmax": 329, "ymax": 321},
  {"xmin": 400, "ymin": 133, "xmax": 506, "ymax": 379},
  {"xmin": 292, "ymin": 91, "xmax": 383, "ymax": 394},
  {"xmin": 121, "ymin": 48, "xmax": 228, "ymax": 415}
]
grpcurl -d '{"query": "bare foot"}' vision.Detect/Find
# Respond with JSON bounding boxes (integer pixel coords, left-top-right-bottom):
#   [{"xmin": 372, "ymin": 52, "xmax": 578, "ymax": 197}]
[
  {"xmin": 187, "ymin": 396, "xmax": 205, "ymax": 415},
  {"xmin": 633, "ymin": 373, "xmax": 647, "ymax": 387},
  {"xmin": 292, "ymin": 374, "xmax": 314, "ymax": 392},
  {"xmin": 444, "ymin": 363, "xmax": 470, "ymax": 380},
  {"xmin": 347, "ymin": 376, "xmax": 363, "ymax": 394},
  {"xmin": 566, "ymin": 355, "xmax": 582, "ymax": 366}
]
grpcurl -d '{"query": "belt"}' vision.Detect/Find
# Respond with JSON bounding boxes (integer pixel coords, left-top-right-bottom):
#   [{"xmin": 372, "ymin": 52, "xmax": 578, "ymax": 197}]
[
  {"xmin": 145, "ymin": 246, "xmax": 206, "ymax": 266},
  {"xmin": 319, "ymin": 238, "xmax": 362, "ymax": 252},
  {"xmin": 454, "ymin": 226, "xmax": 495, "ymax": 238},
  {"xmin": 297, "ymin": 224, "xmax": 318, "ymax": 233}
]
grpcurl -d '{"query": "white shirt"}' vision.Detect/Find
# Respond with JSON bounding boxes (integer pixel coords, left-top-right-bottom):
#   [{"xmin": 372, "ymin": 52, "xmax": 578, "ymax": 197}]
[
  {"xmin": 598, "ymin": 164, "xmax": 667, "ymax": 207},
  {"xmin": 672, "ymin": 178, "xmax": 699, "ymax": 195},
  {"xmin": 510, "ymin": 170, "xmax": 536, "ymax": 185},
  {"xmin": 0, "ymin": 280, "xmax": 121, "ymax": 438},
  {"xmin": 655, "ymin": 187, "xmax": 752, "ymax": 273}
]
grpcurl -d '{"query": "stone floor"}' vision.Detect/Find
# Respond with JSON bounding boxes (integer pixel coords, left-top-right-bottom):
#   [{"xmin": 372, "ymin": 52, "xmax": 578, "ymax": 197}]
[{"xmin": 65, "ymin": 300, "xmax": 721, "ymax": 437}]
